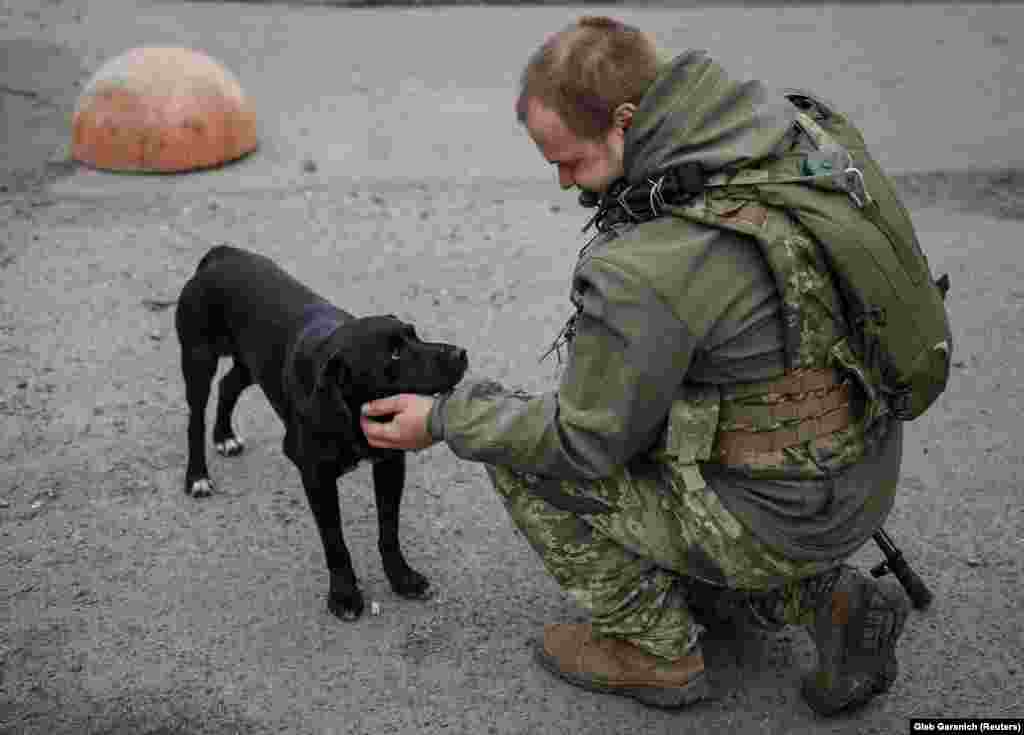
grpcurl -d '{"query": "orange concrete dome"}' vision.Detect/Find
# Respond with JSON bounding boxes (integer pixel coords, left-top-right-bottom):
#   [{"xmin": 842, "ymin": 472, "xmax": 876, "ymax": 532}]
[{"xmin": 72, "ymin": 47, "xmax": 258, "ymax": 173}]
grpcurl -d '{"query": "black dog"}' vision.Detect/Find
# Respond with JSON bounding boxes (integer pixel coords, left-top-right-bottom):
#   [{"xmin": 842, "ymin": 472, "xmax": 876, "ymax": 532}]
[{"xmin": 175, "ymin": 245, "xmax": 468, "ymax": 620}]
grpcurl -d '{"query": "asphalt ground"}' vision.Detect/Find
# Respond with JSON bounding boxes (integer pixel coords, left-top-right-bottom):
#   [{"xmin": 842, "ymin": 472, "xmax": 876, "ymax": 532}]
[
  {"xmin": 3, "ymin": 0, "xmax": 1024, "ymax": 193},
  {"xmin": 1, "ymin": 1, "xmax": 1022, "ymax": 733}
]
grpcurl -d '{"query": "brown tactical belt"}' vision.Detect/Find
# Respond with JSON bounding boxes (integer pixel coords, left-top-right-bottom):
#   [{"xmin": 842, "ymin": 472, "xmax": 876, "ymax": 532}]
[{"xmin": 713, "ymin": 368, "xmax": 853, "ymax": 464}]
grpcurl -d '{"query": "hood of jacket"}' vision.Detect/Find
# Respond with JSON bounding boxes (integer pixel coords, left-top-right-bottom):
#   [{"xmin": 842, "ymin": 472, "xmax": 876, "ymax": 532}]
[{"xmin": 623, "ymin": 50, "xmax": 796, "ymax": 185}]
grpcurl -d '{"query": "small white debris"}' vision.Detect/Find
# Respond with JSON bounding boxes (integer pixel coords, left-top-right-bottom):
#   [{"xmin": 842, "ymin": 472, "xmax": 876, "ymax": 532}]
[{"xmin": 371, "ymin": 601, "xmax": 381, "ymax": 616}]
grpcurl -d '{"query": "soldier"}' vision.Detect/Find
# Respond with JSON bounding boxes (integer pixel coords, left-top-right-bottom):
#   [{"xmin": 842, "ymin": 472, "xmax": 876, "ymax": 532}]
[{"xmin": 361, "ymin": 16, "xmax": 910, "ymax": 716}]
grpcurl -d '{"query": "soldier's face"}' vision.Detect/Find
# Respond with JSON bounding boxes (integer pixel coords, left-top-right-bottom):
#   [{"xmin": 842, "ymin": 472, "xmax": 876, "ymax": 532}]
[{"xmin": 525, "ymin": 98, "xmax": 626, "ymax": 196}]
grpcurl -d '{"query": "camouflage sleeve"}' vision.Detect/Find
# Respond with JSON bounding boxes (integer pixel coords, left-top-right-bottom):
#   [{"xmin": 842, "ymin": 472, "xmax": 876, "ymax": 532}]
[{"xmin": 427, "ymin": 255, "xmax": 698, "ymax": 480}]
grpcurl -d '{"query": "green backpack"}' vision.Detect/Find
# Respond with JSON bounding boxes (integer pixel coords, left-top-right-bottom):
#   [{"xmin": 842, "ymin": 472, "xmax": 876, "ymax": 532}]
[{"xmin": 665, "ymin": 90, "xmax": 954, "ymax": 421}]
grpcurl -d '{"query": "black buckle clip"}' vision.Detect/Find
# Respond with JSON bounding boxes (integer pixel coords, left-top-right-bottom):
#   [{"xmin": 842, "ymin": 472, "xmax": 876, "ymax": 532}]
[{"xmin": 654, "ymin": 163, "xmax": 705, "ymax": 214}]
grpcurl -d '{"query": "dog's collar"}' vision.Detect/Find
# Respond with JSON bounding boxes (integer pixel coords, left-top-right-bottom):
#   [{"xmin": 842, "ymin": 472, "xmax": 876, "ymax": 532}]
[
  {"xmin": 292, "ymin": 303, "xmax": 349, "ymax": 399},
  {"xmin": 299, "ymin": 303, "xmax": 343, "ymax": 343}
]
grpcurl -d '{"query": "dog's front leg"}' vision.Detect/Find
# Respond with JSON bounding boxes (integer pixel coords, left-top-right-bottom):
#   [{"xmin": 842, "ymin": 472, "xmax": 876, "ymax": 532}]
[
  {"xmin": 299, "ymin": 463, "xmax": 364, "ymax": 620},
  {"xmin": 372, "ymin": 454, "xmax": 430, "ymax": 600}
]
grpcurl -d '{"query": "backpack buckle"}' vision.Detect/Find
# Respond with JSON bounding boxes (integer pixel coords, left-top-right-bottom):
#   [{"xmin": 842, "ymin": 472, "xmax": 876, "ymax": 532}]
[
  {"xmin": 890, "ymin": 389, "xmax": 914, "ymax": 420},
  {"xmin": 843, "ymin": 166, "xmax": 874, "ymax": 208},
  {"xmin": 649, "ymin": 175, "xmax": 668, "ymax": 216},
  {"xmin": 615, "ymin": 182, "xmax": 643, "ymax": 222}
]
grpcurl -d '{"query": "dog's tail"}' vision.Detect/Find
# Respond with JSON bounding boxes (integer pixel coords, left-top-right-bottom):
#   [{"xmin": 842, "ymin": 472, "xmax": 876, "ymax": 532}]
[{"xmin": 196, "ymin": 244, "xmax": 237, "ymax": 273}]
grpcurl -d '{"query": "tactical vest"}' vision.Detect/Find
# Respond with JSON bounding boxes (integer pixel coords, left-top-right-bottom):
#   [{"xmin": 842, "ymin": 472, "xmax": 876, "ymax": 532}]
[
  {"xmin": 651, "ymin": 200, "xmax": 878, "ymax": 484},
  {"xmin": 591, "ymin": 120, "xmax": 894, "ymax": 483},
  {"xmin": 570, "ymin": 193, "xmax": 877, "ymax": 484}
]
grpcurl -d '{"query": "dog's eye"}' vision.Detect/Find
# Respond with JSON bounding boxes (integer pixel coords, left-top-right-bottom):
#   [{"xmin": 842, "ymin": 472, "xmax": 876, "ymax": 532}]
[{"xmin": 391, "ymin": 347, "xmax": 402, "ymax": 361}]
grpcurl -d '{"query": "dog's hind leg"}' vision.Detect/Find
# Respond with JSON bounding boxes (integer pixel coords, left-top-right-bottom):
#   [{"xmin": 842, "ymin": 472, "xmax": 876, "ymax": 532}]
[
  {"xmin": 181, "ymin": 343, "xmax": 219, "ymax": 498},
  {"xmin": 213, "ymin": 359, "xmax": 252, "ymax": 457},
  {"xmin": 373, "ymin": 454, "xmax": 431, "ymax": 600}
]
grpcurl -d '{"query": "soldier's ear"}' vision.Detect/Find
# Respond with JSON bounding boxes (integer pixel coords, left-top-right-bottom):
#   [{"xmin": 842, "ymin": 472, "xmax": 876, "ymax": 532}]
[{"xmin": 613, "ymin": 103, "xmax": 636, "ymax": 132}]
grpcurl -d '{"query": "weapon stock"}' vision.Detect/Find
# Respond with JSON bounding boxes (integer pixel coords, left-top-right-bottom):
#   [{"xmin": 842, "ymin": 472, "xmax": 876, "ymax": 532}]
[{"xmin": 871, "ymin": 528, "xmax": 933, "ymax": 610}]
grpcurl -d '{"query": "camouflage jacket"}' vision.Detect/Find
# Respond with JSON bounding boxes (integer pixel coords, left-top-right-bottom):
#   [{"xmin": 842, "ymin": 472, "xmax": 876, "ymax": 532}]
[{"xmin": 428, "ymin": 51, "xmax": 902, "ymax": 562}]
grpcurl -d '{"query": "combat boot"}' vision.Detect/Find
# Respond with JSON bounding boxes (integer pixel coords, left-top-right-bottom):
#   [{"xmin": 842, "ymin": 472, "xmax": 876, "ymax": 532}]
[
  {"xmin": 535, "ymin": 623, "xmax": 709, "ymax": 708},
  {"xmin": 801, "ymin": 565, "xmax": 910, "ymax": 715}
]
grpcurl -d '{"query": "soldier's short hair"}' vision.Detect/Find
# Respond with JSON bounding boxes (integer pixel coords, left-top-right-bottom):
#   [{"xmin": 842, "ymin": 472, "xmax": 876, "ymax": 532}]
[{"xmin": 516, "ymin": 16, "xmax": 660, "ymax": 141}]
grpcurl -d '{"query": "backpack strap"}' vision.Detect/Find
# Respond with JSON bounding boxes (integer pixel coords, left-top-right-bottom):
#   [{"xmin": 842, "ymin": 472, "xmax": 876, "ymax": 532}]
[{"xmin": 701, "ymin": 111, "xmax": 874, "ymax": 210}]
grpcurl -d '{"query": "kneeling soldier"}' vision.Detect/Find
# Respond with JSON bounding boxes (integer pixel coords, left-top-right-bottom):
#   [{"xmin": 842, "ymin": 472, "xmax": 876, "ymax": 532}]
[{"xmin": 361, "ymin": 16, "xmax": 911, "ymax": 716}]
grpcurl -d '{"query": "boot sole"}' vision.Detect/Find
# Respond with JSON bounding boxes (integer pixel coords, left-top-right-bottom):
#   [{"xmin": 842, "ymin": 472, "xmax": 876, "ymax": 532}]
[
  {"xmin": 801, "ymin": 577, "xmax": 909, "ymax": 716},
  {"xmin": 533, "ymin": 642, "xmax": 710, "ymax": 709}
]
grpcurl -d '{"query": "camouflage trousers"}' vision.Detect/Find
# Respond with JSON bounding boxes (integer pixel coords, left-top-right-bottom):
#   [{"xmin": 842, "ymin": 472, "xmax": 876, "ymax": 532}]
[{"xmin": 486, "ymin": 458, "xmax": 845, "ymax": 661}]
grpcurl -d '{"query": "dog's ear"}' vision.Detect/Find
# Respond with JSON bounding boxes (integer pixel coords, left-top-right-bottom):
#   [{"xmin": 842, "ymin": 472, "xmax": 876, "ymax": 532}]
[
  {"xmin": 312, "ymin": 353, "xmax": 354, "ymax": 431},
  {"xmin": 288, "ymin": 349, "xmax": 354, "ymax": 436},
  {"xmin": 324, "ymin": 352, "xmax": 350, "ymax": 392}
]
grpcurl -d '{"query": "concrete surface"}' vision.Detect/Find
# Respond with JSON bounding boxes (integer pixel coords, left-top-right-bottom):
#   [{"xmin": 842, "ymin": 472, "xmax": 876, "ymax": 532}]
[{"xmin": 1, "ymin": 1, "xmax": 1022, "ymax": 733}]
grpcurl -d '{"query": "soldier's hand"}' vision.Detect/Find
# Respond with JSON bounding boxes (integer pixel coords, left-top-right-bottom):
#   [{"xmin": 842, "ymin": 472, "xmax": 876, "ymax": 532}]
[{"xmin": 360, "ymin": 394, "xmax": 436, "ymax": 451}]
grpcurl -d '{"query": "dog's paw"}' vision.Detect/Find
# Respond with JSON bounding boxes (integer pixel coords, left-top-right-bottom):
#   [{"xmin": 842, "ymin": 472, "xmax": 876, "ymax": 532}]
[
  {"xmin": 327, "ymin": 588, "xmax": 365, "ymax": 621},
  {"xmin": 327, "ymin": 570, "xmax": 365, "ymax": 621},
  {"xmin": 186, "ymin": 477, "xmax": 215, "ymax": 498},
  {"xmin": 214, "ymin": 436, "xmax": 245, "ymax": 457},
  {"xmin": 389, "ymin": 567, "xmax": 432, "ymax": 600}
]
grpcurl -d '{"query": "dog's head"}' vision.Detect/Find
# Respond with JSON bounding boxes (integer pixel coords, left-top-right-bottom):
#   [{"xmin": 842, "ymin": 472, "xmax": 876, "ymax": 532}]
[
  {"xmin": 329, "ymin": 315, "xmax": 468, "ymax": 404},
  {"xmin": 287, "ymin": 313, "xmax": 467, "ymax": 464}
]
